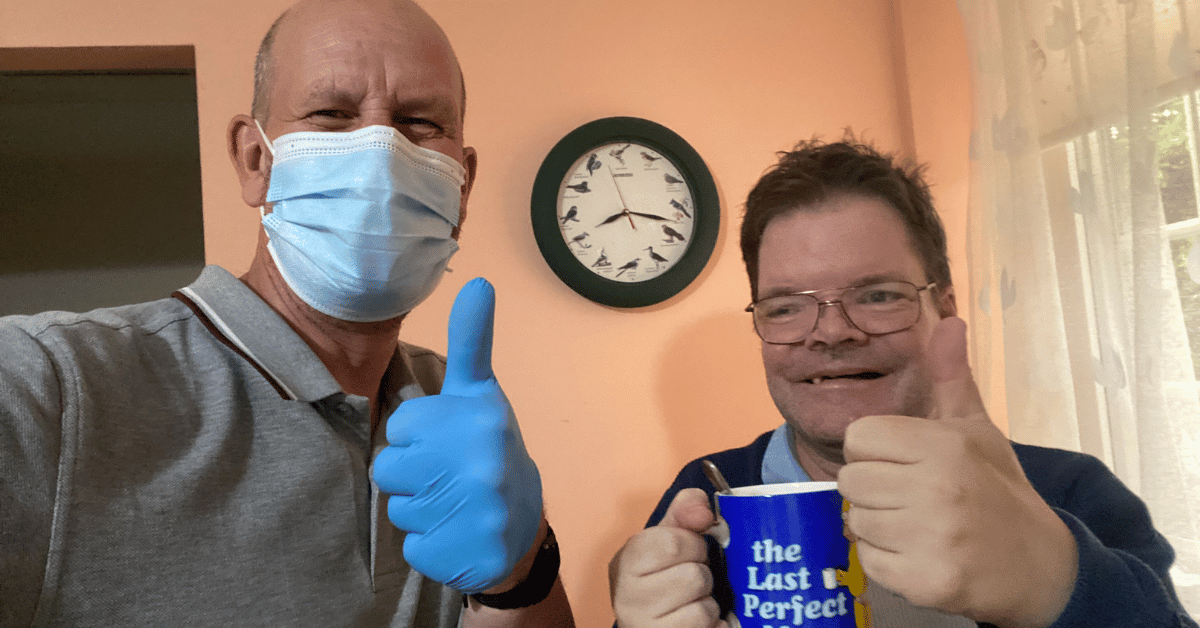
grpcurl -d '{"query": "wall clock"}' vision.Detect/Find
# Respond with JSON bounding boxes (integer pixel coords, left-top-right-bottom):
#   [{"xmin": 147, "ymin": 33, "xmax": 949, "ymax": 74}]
[{"xmin": 531, "ymin": 117, "xmax": 720, "ymax": 308}]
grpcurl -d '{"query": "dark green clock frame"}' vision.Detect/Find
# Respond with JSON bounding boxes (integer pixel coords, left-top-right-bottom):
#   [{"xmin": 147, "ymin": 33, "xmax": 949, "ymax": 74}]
[{"xmin": 531, "ymin": 117, "xmax": 720, "ymax": 308}]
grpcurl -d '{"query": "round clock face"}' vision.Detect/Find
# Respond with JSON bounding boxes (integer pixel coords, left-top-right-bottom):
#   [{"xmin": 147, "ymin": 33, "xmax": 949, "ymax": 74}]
[
  {"xmin": 532, "ymin": 117, "xmax": 719, "ymax": 308},
  {"xmin": 556, "ymin": 142, "xmax": 696, "ymax": 283}
]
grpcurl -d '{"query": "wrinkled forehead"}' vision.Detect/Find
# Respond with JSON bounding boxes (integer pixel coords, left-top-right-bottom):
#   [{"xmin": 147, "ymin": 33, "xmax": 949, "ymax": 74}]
[{"xmin": 271, "ymin": 0, "xmax": 463, "ymax": 111}]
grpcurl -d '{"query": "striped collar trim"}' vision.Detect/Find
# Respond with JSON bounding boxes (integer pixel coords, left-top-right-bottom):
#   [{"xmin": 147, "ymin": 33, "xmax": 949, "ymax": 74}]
[
  {"xmin": 173, "ymin": 288, "xmax": 295, "ymax": 399},
  {"xmin": 171, "ymin": 266, "xmax": 341, "ymax": 403}
]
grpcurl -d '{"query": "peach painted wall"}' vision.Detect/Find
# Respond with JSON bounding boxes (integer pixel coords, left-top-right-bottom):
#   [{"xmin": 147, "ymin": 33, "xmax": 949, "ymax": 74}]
[{"xmin": 1, "ymin": 1, "xmax": 971, "ymax": 626}]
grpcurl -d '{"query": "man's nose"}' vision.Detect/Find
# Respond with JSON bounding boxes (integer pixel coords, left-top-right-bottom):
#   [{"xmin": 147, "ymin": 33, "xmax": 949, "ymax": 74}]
[
  {"xmin": 355, "ymin": 111, "xmax": 420, "ymax": 142},
  {"xmin": 358, "ymin": 111, "xmax": 394, "ymax": 130},
  {"xmin": 803, "ymin": 301, "xmax": 868, "ymax": 347}
]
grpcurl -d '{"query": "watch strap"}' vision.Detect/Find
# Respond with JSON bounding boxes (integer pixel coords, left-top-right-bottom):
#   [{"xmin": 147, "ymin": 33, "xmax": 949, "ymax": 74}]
[{"xmin": 468, "ymin": 525, "xmax": 560, "ymax": 610}]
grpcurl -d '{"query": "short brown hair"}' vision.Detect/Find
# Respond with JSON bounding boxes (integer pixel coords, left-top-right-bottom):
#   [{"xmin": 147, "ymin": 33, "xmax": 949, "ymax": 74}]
[{"xmin": 740, "ymin": 133, "xmax": 951, "ymax": 299}]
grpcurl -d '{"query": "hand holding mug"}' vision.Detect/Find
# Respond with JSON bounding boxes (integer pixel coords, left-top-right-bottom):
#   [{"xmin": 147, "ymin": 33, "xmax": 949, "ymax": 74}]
[
  {"xmin": 838, "ymin": 317, "xmax": 1078, "ymax": 627},
  {"xmin": 609, "ymin": 488, "xmax": 727, "ymax": 628}
]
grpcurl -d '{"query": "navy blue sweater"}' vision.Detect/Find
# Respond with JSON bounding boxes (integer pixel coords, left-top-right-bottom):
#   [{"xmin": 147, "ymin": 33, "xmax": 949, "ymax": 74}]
[{"xmin": 644, "ymin": 430, "xmax": 1197, "ymax": 628}]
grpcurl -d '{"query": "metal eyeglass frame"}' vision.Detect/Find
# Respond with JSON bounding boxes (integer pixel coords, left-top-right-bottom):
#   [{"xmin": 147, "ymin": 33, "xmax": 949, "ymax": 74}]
[{"xmin": 745, "ymin": 281, "xmax": 938, "ymax": 345}]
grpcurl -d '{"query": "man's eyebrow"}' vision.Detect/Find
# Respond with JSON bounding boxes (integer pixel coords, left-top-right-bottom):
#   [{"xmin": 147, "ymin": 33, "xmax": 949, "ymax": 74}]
[
  {"xmin": 757, "ymin": 285, "xmax": 802, "ymax": 299},
  {"xmin": 851, "ymin": 273, "xmax": 911, "ymax": 286},
  {"xmin": 393, "ymin": 95, "xmax": 459, "ymax": 119},
  {"xmin": 297, "ymin": 82, "xmax": 461, "ymax": 128},
  {"xmin": 298, "ymin": 78, "xmax": 360, "ymax": 109},
  {"xmin": 758, "ymin": 274, "xmax": 916, "ymax": 298}
]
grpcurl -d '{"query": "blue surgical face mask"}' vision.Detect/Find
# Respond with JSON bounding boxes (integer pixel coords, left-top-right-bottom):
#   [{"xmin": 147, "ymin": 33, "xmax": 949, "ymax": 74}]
[{"xmin": 256, "ymin": 121, "xmax": 466, "ymax": 322}]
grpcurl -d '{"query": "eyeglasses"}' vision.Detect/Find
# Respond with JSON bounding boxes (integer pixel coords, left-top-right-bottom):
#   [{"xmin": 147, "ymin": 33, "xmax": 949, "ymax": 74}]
[{"xmin": 745, "ymin": 281, "xmax": 936, "ymax": 345}]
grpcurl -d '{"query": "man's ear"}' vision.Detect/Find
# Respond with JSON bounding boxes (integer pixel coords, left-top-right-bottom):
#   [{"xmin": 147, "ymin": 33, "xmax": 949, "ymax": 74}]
[
  {"xmin": 228, "ymin": 114, "xmax": 271, "ymax": 208},
  {"xmin": 937, "ymin": 284, "xmax": 958, "ymax": 318},
  {"xmin": 453, "ymin": 145, "xmax": 479, "ymax": 239}
]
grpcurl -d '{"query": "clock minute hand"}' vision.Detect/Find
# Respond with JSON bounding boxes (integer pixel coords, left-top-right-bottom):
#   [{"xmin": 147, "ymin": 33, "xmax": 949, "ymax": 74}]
[
  {"xmin": 629, "ymin": 211, "xmax": 671, "ymax": 222},
  {"xmin": 606, "ymin": 164, "xmax": 637, "ymax": 230}
]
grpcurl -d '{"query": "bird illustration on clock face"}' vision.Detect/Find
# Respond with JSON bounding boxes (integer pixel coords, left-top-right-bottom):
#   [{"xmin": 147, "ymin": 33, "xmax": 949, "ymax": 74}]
[{"xmin": 556, "ymin": 142, "xmax": 697, "ymax": 283}]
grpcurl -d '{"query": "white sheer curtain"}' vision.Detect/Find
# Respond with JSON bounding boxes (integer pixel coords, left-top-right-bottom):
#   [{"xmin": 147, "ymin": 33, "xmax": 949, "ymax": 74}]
[{"xmin": 959, "ymin": 0, "xmax": 1200, "ymax": 613}]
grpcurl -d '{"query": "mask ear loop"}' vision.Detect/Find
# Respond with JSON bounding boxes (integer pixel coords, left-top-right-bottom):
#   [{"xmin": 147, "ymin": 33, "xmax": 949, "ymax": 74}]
[{"xmin": 254, "ymin": 118, "xmax": 275, "ymax": 218}]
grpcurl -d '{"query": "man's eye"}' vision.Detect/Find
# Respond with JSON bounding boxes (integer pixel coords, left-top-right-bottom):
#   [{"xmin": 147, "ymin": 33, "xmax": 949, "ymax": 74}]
[
  {"xmin": 310, "ymin": 110, "xmax": 351, "ymax": 119},
  {"xmin": 402, "ymin": 117, "xmax": 441, "ymax": 129},
  {"xmin": 858, "ymin": 289, "xmax": 905, "ymax": 304},
  {"xmin": 762, "ymin": 300, "xmax": 805, "ymax": 319}
]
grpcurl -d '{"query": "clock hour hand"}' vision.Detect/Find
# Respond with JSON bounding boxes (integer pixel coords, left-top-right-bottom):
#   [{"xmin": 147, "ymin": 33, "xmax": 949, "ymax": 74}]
[{"xmin": 597, "ymin": 212, "xmax": 629, "ymax": 227}]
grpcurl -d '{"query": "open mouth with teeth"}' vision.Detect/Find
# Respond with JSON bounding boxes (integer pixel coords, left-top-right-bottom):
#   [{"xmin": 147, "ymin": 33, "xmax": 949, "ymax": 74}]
[{"xmin": 805, "ymin": 372, "xmax": 885, "ymax": 385}]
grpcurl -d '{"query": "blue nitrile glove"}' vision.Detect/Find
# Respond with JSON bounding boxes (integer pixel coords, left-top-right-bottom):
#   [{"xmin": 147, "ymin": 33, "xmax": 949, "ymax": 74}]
[{"xmin": 373, "ymin": 278, "xmax": 543, "ymax": 594}]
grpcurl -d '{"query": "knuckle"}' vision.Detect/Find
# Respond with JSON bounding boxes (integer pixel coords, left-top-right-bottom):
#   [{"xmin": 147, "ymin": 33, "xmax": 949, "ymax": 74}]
[
  {"xmin": 925, "ymin": 471, "xmax": 967, "ymax": 507},
  {"xmin": 842, "ymin": 504, "xmax": 862, "ymax": 537},
  {"xmin": 658, "ymin": 528, "xmax": 689, "ymax": 558},
  {"xmin": 836, "ymin": 463, "xmax": 864, "ymax": 493},
  {"xmin": 697, "ymin": 596, "xmax": 722, "ymax": 626},
  {"xmin": 668, "ymin": 599, "xmax": 721, "ymax": 628},
  {"xmin": 911, "ymin": 562, "xmax": 966, "ymax": 609},
  {"xmin": 659, "ymin": 528, "xmax": 706, "ymax": 563},
  {"xmin": 843, "ymin": 416, "xmax": 870, "ymax": 444},
  {"xmin": 476, "ymin": 504, "xmax": 507, "ymax": 536},
  {"xmin": 619, "ymin": 529, "xmax": 659, "ymax": 560},
  {"xmin": 614, "ymin": 529, "xmax": 710, "ymax": 591},
  {"xmin": 672, "ymin": 560, "xmax": 713, "ymax": 596},
  {"xmin": 474, "ymin": 456, "xmax": 506, "ymax": 486},
  {"xmin": 618, "ymin": 529, "xmax": 685, "ymax": 573}
]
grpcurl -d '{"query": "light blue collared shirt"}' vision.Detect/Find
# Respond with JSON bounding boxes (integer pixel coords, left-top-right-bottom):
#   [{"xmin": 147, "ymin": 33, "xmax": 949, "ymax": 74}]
[{"xmin": 761, "ymin": 423, "xmax": 812, "ymax": 484}]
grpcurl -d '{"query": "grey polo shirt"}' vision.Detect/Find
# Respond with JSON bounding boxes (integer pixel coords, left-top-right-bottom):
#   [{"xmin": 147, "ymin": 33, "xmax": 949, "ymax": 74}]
[{"xmin": 1, "ymin": 266, "xmax": 461, "ymax": 627}]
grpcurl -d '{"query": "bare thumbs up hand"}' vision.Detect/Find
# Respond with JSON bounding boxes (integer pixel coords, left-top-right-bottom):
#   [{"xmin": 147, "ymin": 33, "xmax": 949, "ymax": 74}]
[
  {"xmin": 373, "ymin": 278, "xmax": 543, "ymax": 594},
  {"xmin": 838, "ymin": 317, "xmax": 1078, "ymax": 627}
]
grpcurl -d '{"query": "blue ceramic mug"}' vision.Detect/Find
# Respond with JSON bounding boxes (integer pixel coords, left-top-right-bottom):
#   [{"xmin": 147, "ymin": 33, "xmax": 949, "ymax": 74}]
[{"xmin": 712, "ymin": 482, "xmax": 868, "ymax": 628}]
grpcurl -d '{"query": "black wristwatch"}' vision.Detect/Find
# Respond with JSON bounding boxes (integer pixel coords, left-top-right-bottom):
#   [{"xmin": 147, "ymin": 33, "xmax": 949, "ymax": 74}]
[{"xmin": 468, "ymin": 525, "xmax": 560, "ymax": 610}]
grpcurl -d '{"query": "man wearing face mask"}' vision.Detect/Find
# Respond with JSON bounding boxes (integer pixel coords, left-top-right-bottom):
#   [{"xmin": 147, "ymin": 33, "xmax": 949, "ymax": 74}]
[{"xmin": 0, "ymin": 1, "xmax": 572, "ymax": 627}]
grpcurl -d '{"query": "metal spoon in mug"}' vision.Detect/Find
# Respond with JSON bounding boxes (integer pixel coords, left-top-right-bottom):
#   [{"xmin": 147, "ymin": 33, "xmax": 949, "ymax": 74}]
[
  {"xmin": 702, "ymin": 459, "xmax": 732, "ymax": 495},
  {"xmin": 701, "ymin": 459, "xmax": 732, "ymax": 544}
]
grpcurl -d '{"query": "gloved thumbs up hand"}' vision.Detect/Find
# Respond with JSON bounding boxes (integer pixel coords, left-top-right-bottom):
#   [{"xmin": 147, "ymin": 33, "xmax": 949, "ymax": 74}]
[
  {"xmin": 373, "ymin": 278, "xmax": 543, "ymax": 594},
  {"xmin": 837, "ymin": 317, "xmax": 1077, "ymax": 627}
]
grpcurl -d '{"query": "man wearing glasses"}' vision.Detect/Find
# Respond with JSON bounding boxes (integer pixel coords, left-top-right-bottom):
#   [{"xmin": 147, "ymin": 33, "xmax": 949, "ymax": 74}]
[{"xmin": 609, "ymin": 137, "xmax": 1195, "ymax": 628}]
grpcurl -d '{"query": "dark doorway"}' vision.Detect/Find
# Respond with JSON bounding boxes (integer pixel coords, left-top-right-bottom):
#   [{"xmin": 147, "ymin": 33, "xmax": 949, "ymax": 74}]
[{"xmin": 0, "ymin": 46, "xmax": 204, "ymax": 315}]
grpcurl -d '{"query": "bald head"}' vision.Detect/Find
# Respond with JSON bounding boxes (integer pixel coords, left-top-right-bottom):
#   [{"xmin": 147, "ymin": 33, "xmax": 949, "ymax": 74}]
[{"xmin": 250, "ymin": 0, "xmax": 465, "ymax": 125}]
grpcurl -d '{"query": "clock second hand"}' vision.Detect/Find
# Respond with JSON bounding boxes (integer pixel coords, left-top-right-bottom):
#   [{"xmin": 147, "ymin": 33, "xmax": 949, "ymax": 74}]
[{"xmin": 606, "ymin": 164, "xmax": 637, "ymax": 230}]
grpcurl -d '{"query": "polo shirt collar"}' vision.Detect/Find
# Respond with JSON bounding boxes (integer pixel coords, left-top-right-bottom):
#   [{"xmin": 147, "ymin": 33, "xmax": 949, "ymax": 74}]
[
  {"xmin": 175, "ymin": 265, "xmax": 342, "ymax": 402},
  {"xmin": 761, "ymin": 423, "xmax": 813, "ymax": 484}
]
